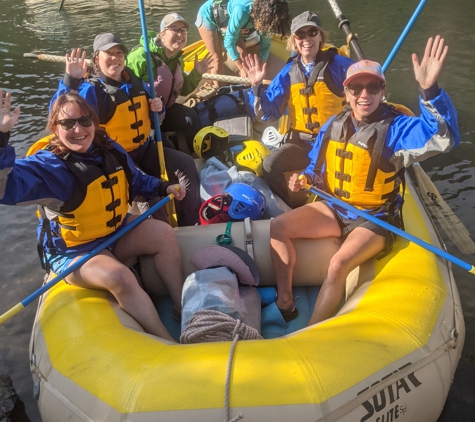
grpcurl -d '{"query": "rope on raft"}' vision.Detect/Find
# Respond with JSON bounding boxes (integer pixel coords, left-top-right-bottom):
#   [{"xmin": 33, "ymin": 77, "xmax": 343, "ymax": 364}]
[{"xmin": 180, "ymin": 310, "xmax": 262, "ymax": 422}]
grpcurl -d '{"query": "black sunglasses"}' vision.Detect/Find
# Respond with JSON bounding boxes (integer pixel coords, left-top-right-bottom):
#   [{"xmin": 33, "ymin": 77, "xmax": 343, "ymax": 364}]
[
  {"xmin": 347, "ymin": 82, "xmax": 385, "ymax": 96},
  {"xmin": 55, "ymin": 116, "xmax": 94, "ymax": 131},
  {"xmin": 294, "ymin": 28, "xmax": 320, "ymax": 40}
]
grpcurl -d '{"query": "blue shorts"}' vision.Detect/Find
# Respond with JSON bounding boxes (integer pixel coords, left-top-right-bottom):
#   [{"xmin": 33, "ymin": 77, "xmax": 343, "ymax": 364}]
[
  {"xmin": 45, "ymin": 243, "xmax": 116, "ymax": 276},
  {"xmin": 195, "ymin": 5, "xmax": 217, "ymax": 31}
]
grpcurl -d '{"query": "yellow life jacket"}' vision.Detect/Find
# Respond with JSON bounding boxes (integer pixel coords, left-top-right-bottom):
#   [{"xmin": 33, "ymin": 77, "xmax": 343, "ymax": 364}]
[
  {"xmin": 316, "ymin": 104, "xmax": 404, "ymax": 210},
  {"xmin": 90, "ymin": 69, "xmax": 151, "ymax": 152},
  {"xmin": 28, "ymin": 137, "xmax": 133, "ymax": 248},
  {"xmin": 288, "ymin": 48, "xmax": 346, "ymax": 136}
]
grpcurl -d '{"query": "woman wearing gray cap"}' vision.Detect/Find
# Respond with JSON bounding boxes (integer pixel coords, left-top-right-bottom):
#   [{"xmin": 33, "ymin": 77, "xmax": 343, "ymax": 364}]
[
  {"xmin": 243, "ymin": 11, "xmax": 354, "ymax": 208},
  {"xmin": 51, "ymin": 33, "xmax": 201, "ymax": 227},
  {"xmin": 127, "ymin": 13, "xmax": 212, "ymax": 154}
]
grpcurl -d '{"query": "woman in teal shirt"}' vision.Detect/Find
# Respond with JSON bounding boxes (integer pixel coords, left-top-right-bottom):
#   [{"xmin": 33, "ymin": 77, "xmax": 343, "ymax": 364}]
[{"xmin": 195, "ymin": 0, "xmax": 290, "ymax": 81}]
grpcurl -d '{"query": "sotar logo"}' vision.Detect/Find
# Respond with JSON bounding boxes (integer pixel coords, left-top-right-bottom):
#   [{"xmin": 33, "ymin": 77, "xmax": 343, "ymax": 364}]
[
  {"xmin": 358, "ymin": 141, "xmax": 368, "ymax": 148},
  {"xmin": 358, "ymin": 363, "xmax": 422, "ymax": 422}
]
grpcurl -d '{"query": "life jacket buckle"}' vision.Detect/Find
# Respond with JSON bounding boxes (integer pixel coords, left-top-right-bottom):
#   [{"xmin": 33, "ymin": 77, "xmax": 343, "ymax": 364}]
[
  {"xmin": 106, "ymin": 215, "xmax": 122, "ymax": 228},
  {"xmin": 303, "ymin": 107, "xmax": 317, "ymax": 114},
  {"xmin": 300, "ymin": 87, "xmax": 314, "ymax": 95},
  {"xmin": 130, "ymin": 120, "xmax": 143, "ymax": 130},
  {"xmin": 102, "ymin": 176, "xmax": 118, "ymax": 189},
  {"xmin": 336, "ymin": 149, "xmax": 353, "ymax": 159},
  {"xmin": 334, "ymin": 188, "xmax": 350, "ymax": 199},
  {"xmin": 106, "ymin": 199, "xmax": 121, "ymax": 212},
  {"xmin": 305, "ymin": 122, "xmax": 320, "ymax": 130},
  {"xmin": 128, "ymin": 103, "xmax": 141, "ymax": 111},
  {"xmin": 335, "ymin": 171, "xmax": 351, "ymax": 182},
  {"xmin": 133, "ymin": 134, "xmax": 145, "ymax": 143}
]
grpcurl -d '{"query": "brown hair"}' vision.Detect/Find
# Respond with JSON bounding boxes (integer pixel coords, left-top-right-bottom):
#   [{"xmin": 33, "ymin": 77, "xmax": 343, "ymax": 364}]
[
  {"xmin": 47, "ymin": 93, "xmax": 112, "ymax": 155},
  {"xmin": 286, "ymin": 29, "xmax": 328, "ymax": 54},
  {"xmin": 251, "ymin": 0, "xmax": 291, "ymax": 39}
]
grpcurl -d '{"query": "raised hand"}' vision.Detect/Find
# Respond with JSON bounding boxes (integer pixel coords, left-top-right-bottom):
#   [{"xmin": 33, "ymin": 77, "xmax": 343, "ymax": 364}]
[
  {"xmin": 194, "ymin": 53, "xmax": 213, "ymax": 75},
  {"xmin": 0, "ymin": 89, "xmax": 21, "ymax": 133},
  {"xmin": 412, "ymin": 36, "xmax": 448, "ymax": 90},
  {"xmin": 65, "ymin": 48, "xmax": 88, "ymax": 79},
  {"xmin": 242, "ymin": 54, "xmax": 266, "ymax": 87}
]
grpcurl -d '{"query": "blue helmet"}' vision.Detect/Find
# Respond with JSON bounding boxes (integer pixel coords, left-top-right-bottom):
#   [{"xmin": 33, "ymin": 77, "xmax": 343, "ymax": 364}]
[{"xmin": 224, "ymin": 183, "xmax": 266, "ymax": 220}]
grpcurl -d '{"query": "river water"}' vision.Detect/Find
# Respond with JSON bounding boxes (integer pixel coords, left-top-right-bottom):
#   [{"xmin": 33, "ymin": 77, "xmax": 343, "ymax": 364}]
[{"xmin": 0, "ymin": 0, "xmax": 474, "ymax": 421}]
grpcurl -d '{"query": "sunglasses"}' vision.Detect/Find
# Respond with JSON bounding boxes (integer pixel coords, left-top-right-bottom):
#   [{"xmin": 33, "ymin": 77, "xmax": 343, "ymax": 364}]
[
  {"xmin": 347, "ymin": 82, "xmax": 385, "ymax": 96},
  {"xmin": 55, "ymin": 116, "xmax": 94, "ymax": 131},
  {"xmin": 294, "ymin": 28, "xmax": 320, "ymax": 40},
  {"xmin": 166, "ymin": 26, "xmax": 187, "ymax": 36}
]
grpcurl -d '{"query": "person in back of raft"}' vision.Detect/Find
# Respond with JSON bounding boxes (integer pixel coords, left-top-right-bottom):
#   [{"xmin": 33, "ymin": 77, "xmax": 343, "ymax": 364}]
[
  {"xmin": 51, "ymin": 33, "xmax": 201, "ymax": 226},
  {"xmin": 196, "ymin": 0, "xmax": 291, "ymax": 81},
  {"xmin": 269, "ymin": 36, "xmax": 460, "ymax": 324},
  {"xmin": 0, "ymin": 91, "xmax": 184, "ymax": 342},
  {"xmin": 243, "ymin": 11, "xmax": 354, "ymax": 208},
  {"xmin": 127, "ymin": 13, "xmax": 213, "ymax": 155}
]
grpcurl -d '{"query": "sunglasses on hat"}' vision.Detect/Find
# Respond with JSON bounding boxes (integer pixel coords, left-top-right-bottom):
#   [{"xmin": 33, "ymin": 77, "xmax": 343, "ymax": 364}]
[
  {"xmin": 294, "ymin": 28, "xmax": 320, "ymax": 40},
  {"xmin": 55, "ymin": 116, "xmax": 94, "ymax": 131},
  {"xmin": 347, "ymin": 82, "xmax": 385, "ymax": 96}
]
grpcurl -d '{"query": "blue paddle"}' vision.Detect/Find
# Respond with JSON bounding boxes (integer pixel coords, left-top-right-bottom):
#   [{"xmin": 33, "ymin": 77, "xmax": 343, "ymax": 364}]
[
  {"xmin": 298, "ymin": 177, "xmax": 475, "ymax": 275},
  {"xmin": 0, "ymin": 192, "xmax": 177, "ymax": 324},
  {"xmin": 382, "ymin": 0, "xmax": 427, "ymax": 72}
]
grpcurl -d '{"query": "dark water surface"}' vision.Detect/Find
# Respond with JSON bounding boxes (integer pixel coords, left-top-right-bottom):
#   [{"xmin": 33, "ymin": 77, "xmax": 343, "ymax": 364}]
[{"xmin": 1, "ymin": 0, "xmax": 474, "ymax": 421}]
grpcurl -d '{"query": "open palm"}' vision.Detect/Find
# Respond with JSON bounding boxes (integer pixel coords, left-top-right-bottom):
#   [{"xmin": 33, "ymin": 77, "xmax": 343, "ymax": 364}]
[
  {"xmin": 0, "ymin": 89, "xmax": 21, "ymax": 133},
  {"xmin": 412, "ymin": 36, "xmax": 448, "ymax": 90}
]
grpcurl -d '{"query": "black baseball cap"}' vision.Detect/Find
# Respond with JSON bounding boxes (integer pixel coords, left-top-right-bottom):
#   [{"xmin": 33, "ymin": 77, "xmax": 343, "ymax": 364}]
[
  {"xmin": 291, "ymin": 11, "xmax": 323, "ymax": 34},
  {"xmin": 93, "ymin": 33, "xmax": 128, "ymax": 54}
]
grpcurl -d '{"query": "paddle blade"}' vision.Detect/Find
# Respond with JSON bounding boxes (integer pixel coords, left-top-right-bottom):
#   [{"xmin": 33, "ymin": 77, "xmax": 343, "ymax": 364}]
[{"xmin": 413, "ymin": 163, "xmax": 475, "ymax": 255}]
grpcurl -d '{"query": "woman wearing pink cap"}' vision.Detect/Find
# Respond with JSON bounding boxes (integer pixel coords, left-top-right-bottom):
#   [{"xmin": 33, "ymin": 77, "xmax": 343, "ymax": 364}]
[{"xmin": 269, "ymin": 36, "xmax": 460, "ymax": 324}]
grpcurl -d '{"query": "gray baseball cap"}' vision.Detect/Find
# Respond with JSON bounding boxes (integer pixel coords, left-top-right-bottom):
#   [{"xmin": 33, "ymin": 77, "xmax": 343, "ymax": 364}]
[
  {"xmin": 291, "ymin": 11, "xmax": 323, "ymax": 34},
  {"xmin": 93, "ymin": 33, "xmax": 128, "ymax": 54},
  {"xmin": 160, "ymin": 13, "xmax": 190, "ymax": 32}
]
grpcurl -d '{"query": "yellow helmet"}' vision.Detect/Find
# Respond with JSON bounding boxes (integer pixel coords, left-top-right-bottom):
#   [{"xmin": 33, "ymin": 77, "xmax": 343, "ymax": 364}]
[
  {"xmin": 234, "ymin": 140, "xmax": 271, "ymax": 177},
  {"xmin": 193, "ymin": 126, "xmax": 230, "ymax": 160}
]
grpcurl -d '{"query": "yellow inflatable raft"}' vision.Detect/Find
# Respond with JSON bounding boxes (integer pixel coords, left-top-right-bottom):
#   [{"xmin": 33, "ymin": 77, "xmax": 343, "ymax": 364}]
[{"xmin": 30, "ymin": 177, "xmax": 464, "ymax": 422}]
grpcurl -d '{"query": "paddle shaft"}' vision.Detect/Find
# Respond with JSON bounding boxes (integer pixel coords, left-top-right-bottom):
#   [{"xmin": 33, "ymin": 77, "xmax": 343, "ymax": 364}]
[
  {"xmin": 0, "ymin": 193, "xmax": 175, "ymax": 324},
  {"xmin": 299, "ymin": 179, "xmax": 475, "ymax": 275},
  {"xmin": 327, "ymin": 0, "xmax": 365, "ymax": 60},
  {"xmin": 382, "ymin": 0, "xmax": 427, "ymax": 72}
]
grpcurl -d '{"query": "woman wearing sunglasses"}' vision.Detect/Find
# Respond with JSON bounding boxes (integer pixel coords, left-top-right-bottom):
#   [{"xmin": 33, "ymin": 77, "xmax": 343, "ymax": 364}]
[
  {"xmin": 127, "ymin": 13, "xmax": 213, "ymax": 154},
  {"xmin": 269, "ymin": 36, "xmax": 460, "ymax": 324},
  {"xmin": 0, "ymin": 91, "xmax": 185, "ymax": 341},
  {"xmin": 244, "ymin": 11, "xmax": 354, "ymax": 208},
  {"xmin": 196, "ymin": 0, "xmax": 291, "ymax": 81},
  {"xmin": 51, "ymin": 33, "xmax": 201, "ymax": 227}
]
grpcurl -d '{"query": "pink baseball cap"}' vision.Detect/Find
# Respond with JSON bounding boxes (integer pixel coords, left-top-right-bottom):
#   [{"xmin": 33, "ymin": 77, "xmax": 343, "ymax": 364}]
[{"xmin": 343, "ymin": 60, "xmax": 386, "ymax": 86}]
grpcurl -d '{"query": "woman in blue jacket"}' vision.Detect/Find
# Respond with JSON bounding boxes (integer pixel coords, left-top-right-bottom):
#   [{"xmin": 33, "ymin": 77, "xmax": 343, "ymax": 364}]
[{"xmin": 0, "ymin": 91, "xmax": 185, "ymax": 341}]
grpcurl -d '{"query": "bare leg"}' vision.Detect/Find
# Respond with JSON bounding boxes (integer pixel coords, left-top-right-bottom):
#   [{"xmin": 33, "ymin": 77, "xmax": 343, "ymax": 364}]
[
  {"xmin": 270, "ymin": 202, "xmax": 341, "ymax": 311},
  {"xmin": 307, "ymin": 227, "xmax": 385, "ymax": 325},
  {"xmin": 114, "ymin": 217, "xmax": 184, "ymax": 311},
  {"xmin": 198, "ymin": 26, "xmax": 224, "ymax": 86},
  {"xmin": 65, "ymin": 250, "xmax": 174, "ymax": 341}
]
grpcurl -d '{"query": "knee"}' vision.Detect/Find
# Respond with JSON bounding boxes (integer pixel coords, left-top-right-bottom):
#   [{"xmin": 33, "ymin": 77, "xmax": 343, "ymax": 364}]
[
  {"xmin": 270, "ymin": 215, "xmax": 290, "ymax": 239},
  {"xmin": 262, "ymin": 152, "xmax": 285, "ymax": 175},
  {"xmin": 107, "ymin": 267, "xmax": 137, "ymax": 297},
  {"xmin": 326, "ymin": 256, "xmax": 351, "ymax": 282}
]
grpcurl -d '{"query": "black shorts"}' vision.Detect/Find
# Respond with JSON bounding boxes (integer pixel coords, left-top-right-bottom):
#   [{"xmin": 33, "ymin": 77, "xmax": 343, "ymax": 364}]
[{"xmin": 324, "ymin": 200, "xmax": 401, "ymax": 258}]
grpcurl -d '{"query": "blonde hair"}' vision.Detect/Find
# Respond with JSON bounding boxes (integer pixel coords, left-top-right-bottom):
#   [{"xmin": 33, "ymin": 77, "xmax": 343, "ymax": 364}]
[{"xmin": 286, "ymin": 29, "xmax": 328, "ymax": 53}]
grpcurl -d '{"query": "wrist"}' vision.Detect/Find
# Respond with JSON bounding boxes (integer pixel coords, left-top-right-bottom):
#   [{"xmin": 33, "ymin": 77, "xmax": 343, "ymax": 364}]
[
  {"xmin": 63, "ymin": 72, "xmax": 82, "ymax": 90},
  {"xmin": 0, "ymin": 131, "xmax": 10, "ymax": 148}
]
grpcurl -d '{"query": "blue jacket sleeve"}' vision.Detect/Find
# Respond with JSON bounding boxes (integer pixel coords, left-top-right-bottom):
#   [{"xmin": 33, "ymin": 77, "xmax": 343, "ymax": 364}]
[
  {"xmin": 386, "ymin": 89, "xmax": 460, "ymax": 170},
  {"xmin": 248, "ymin": 62, "xmax": 292, "ymax": 122}
]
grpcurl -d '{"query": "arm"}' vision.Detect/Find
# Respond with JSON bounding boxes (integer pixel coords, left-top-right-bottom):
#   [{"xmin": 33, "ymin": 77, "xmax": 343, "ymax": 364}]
[{"xmin": 388, "ymin": 36, "xmax": 459, "ymax": 168}]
